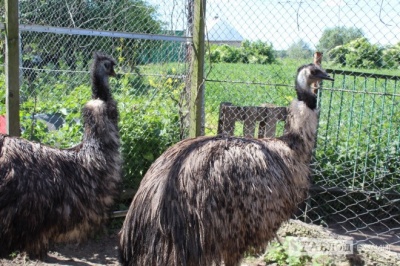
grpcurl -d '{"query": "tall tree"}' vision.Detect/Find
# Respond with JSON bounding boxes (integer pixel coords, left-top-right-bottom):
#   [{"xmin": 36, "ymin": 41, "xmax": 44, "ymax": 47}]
[
  {"xmin": 17, "ymin": 0, "xmax": 163, "ymax": 68},
  {"xmin": 317, "ymin": 26, "xmax": 364, "ymax": 54},
  {"xmin": 287, "ymin": 40, "xmax": 313, "ymax": 60}
]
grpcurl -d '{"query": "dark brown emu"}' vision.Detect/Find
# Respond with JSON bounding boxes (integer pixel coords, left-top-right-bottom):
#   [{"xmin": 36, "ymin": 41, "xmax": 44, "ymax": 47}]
[
  {"xmin": 0, "ymin": 53, "xmax": 121, "ymax": 259},
  {"xmin": 119, "ymin": 64, "xmax": 333, "ymax": 266}
]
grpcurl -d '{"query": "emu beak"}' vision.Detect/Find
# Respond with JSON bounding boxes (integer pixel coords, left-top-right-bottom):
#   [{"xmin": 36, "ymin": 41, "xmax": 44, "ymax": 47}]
[
  {"xmin": 316, "ymin": 72, "xmax": 334, "ymax": 81},
  {"xmin": 311, "ymin": 72, "xmax": 334, "ymax": 94},
  {"xmin": 110, "ymin": 69, "xmax": 117, "ymax": 77}
]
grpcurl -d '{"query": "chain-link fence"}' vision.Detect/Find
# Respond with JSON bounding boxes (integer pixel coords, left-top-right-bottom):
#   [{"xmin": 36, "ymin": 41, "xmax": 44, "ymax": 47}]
[
  {"xmin": 205, "ymin": 0, "xmax": 400, "ymax": 253},
  {"xmin": 0, "ymin": 0, "xmax": 191, "ymax": 191},
  {"xmin": 1, "ymin": 0, "xmax": 399, "ymax": 259}
]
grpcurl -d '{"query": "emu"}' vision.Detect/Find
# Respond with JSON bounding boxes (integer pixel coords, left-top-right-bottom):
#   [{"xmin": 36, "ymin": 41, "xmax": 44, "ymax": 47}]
[
  {"xmin": 0, "ymin": 52, "xmax": 121, "ymax": 259},
  {"xmin": 119, "ymin": 63, "xmax": 333, "ymax": 266}
]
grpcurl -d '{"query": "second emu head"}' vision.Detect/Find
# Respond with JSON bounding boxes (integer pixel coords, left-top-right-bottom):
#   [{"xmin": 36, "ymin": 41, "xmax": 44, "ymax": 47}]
[
  {"xmin": 295, "ymin": 63, "xmax": 334, "ymax": 110},
  {"xmin": 92, "ymin": 52, "xmax": 117, "ymax": 77},
  {"xmin": 91, "ymin": 52, "xmax": 117, "ymax": 101}
]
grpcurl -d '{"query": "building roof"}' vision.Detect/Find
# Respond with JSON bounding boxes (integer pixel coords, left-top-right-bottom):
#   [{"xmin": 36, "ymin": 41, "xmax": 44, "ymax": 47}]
[{"xmin": 206, "ymin": 16, "xmax": 244, "ymax": 42}]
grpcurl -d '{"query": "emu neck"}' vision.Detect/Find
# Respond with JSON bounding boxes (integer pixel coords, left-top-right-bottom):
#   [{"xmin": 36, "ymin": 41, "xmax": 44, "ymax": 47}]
[
  {"xmin": 281, "ymin": 100, "xmax": 318, "ymax": 164},
  {"xmin": 295, "ymin": 74, "xmax": 317, "ymax": 110},
  {"xmin": 92, "ymin": 72, "xmax": 111, "ymax": 101}
]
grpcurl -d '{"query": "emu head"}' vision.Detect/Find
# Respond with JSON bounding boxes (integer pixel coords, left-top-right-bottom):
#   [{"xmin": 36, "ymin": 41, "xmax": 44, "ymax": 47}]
[
  {"xmin": 295, "ymin": 64, "xmax": 334, "ymax": 109},
  {"xmin": 91, "ymin": 52, "xmax": 117, "ymax": 101},
  {"xmin": 92, "ymin": 52, "xmax": 117, "ymax": 78}
]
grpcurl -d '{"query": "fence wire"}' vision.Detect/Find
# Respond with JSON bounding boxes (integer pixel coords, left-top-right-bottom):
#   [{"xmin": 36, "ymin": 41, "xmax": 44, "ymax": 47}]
[
  {"xmin": 206, "ymin": 0, "xmax": 400, "ymax": 253},
  {"xmin": 1, "ymin": 0, "xmax": 399, "ymax": 259},
  {"xmin": 0, "ymin": 0, "xmax": 191, "ymax": 190}
]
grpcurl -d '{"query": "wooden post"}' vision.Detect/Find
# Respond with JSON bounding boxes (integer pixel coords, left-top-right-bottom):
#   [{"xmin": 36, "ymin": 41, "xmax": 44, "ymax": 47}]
[
  {"xmin": 313, "ymin": 51, "xmax": 323, "ymax": 66},
  {"xmin": 5, "ymin": 0, "xmax": 20, "ymax": 136},
  {"xmin": 312, "ymin": 52, "xmax": 323, "ymax": 94},
  {"xmin": 188, "ymin": 0, "xmax": 206, "ymax": 138}
]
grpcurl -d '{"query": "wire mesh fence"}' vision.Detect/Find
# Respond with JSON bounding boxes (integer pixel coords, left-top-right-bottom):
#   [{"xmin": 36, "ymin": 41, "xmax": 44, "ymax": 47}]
[
  {"xmin": 205, "ymin": 0, "xmax": 400, "ymax": 252},
  {"xmin": 0, "ymin": 0, "xmax": 191, "ymax": 190},
  {"xmin": 1, "ymin": 0, "xmax": 400, "ymax": 259}
]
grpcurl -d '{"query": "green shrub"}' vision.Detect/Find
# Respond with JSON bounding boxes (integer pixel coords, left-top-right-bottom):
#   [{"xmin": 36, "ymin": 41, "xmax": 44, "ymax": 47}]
[
  {"xmin": 206, "ymin": 40, "xmax": 276, "ymax": 65},
  {"xmin": 264, "ymin": 240, "xmax": 311, "ymax": 266},
  {"xmin": 327, "ymin": 45, "xmax": 348, "ymax": 66},
  {"xmin": 328, "ymin": 38, "xmax": 383, "ymax": 68},
  {"xmin": 382, "ymin": 42, "xmax": 400, "ymax": 69},
  {"xmin": 116, "ymin": 70, "xmax": 182, "ymax": 188},
  {"xmin": 242, "ymin": 40, "xmax": 276, "ymax": 64},
  {"xmin": 218, "ymin": 44, "xmax": 241, "ymax": 63}
]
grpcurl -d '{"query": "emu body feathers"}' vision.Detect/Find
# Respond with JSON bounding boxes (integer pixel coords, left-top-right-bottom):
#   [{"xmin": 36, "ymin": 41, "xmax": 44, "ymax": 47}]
[
  {"xmin": 119, "ymin": 64, "xmax": 333, "ymax": 266},
  {"xmin": 0, "ymin": 53, "xmax": 121, "ymax": 258},
  {"xmin": 120, "ymin": 134, "xmax": 310, "ymax": 265}
]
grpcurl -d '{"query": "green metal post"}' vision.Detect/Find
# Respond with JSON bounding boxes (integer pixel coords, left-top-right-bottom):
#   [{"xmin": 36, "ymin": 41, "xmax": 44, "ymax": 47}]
[{"xmin": 5, "ymin": 0, "xmax": 20, "ymax": 136}]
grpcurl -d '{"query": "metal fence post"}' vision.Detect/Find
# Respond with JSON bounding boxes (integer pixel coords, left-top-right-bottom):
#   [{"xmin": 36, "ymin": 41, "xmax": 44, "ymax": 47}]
[
  {"xmin": 188, "ymin": 0, "xmax": 206, "ymax": 138},
  {"xmin": 5, "ymin": 0, "xmax": 20, "ymax": 136}
]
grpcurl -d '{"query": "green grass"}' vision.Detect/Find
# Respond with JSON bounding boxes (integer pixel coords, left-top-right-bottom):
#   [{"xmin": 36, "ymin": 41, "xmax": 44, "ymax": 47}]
[
  {"xmin": 137, "ymin": 61, "xmax": 400, "ymax": 193},
  {"xmin": 1, "ymin": 58, "xmax": 398, "ymax": 193},
  {"xmin": 187, "ymin": 59, "xmax": 399, "ymax": 192}
]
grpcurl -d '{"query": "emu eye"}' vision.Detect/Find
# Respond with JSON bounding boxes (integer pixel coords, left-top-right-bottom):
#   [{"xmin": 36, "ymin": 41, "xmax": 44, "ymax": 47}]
[{"xmin": 104, "ymin": 62, "xmax": 110, "ymax": 70}]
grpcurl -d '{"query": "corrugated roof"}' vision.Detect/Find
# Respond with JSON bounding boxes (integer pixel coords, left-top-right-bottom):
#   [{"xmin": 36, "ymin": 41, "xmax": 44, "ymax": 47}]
[{"xmin": 206, "ymin": 16, "xmax": 244, "ymax": 42}]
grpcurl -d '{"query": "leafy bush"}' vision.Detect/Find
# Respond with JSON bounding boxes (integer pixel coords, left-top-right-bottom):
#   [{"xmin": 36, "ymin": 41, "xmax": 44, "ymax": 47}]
[
  {"xmin": 117, "ymin": 72, "xmax": 181, "ymax": 188},
  {"xmin": 328, "ymin": 38, "xmax": 383, "ymax": 68},
  {"xmin": 242, "ymin": 40, "xmax": 276, "ymax": 64},
  {"xmin": 382, "ymin": 42, "xmax": 400, "ymax": 69},
  {"xmin": 264, "ymin": 240, "xmax": 312, "ymax": 266},
  {"xmin": 327, "ymin": 45, "xmax": 348, "ymax": 66},
  {"xmin": 206, "ymin": 40, "xmax": 276, "ymax": 64},
  {"xmin": 218, "ymin": 44, "xmax": 241, "ymax": 63},
  {"xmin": 208, "ymin": 45, "xmax": 222, "ymax": 63}
]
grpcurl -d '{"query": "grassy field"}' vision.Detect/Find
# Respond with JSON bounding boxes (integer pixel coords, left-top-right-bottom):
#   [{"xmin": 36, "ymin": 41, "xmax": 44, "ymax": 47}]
[
  {"xmin": 1, "ymin": 57, "xmax": 398, "ymax": 192},
  {"xmin": 139, "ymin": 58, "xmax": 400, "ymax": 193},
  {"xmin": 126, "ymin": 58, "xmax": 396, "ymax": 196}
]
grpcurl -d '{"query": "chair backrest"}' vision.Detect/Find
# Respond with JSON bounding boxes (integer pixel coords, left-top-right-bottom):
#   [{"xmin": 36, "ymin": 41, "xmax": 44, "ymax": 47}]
[{"xmin": 217, "ymin": 102, "xmax": 288, "ymax": 138}]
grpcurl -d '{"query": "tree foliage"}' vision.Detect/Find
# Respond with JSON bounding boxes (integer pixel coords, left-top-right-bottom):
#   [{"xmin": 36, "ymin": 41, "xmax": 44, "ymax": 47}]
[
  {"xmin": 207, "ymin": 40, "xmax": 276, "ymax": 64},
  {"xmin": 328, "ymin": 38, "xmax": 383, "ymax": 68},
  {"xmin": 287, "ymin": 40, "xmax": 313, "ymax": 60},
  {"xmin": 17, "ymin": 0, "xmax": 163, "ymax": 68},
  {"xmin": 317, "ymin": 26, "xmax": 364, "ymax": 55},
  {"xmin": 382, "ymin": 42, "xmax": 400, "ymax": 69}
]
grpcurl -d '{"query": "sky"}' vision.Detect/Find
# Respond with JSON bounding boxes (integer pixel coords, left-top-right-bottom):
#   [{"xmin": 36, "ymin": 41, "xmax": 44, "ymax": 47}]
[{"xmin": 146, "ymin": 0, "xmax": 400, "ymax": 50}]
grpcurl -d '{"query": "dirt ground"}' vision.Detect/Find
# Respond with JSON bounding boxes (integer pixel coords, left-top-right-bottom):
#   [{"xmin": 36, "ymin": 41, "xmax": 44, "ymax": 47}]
[
  {"xmin": 0, "ymin": 220, "xmax": 398, "ymax": 266},
  {"xmin": 0, "ymin": 229, "xmax": 266, "ymax": 266},
  {"xmin": 0, "ymin": 230, "xmax": 121, "ymax": 266}
]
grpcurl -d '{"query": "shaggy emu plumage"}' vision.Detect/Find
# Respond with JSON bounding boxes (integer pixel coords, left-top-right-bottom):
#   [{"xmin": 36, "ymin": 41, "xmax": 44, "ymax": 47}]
[
  {"xmin": 0, "ymin": 52, "xmax": 121, "ymax": 259},
  {"xmin": 119, "ymin": 63, "xmax": 333, "ymax": 266}
]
